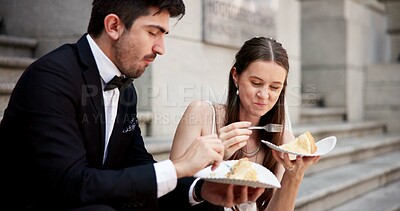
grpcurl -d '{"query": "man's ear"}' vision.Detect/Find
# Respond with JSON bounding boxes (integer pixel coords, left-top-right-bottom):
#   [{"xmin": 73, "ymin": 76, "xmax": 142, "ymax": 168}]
[{"xmin": 104, "ymin": 14, "xmax": 123, "ymax": 40}]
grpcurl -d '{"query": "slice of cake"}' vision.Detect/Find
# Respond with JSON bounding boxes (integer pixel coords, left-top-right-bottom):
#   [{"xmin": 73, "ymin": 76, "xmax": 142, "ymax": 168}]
[
  {"xmin": 280, "ymin": 131, "xmax": 317, "ymax": 154},
  {"xmin": 226, "ymin": 158, "xmax": 257, "ymax": 181}
]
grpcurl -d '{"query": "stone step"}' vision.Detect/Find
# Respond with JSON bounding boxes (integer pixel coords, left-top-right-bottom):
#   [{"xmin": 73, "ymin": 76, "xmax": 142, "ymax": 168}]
[
  {"xmin": 0, "ymin": 95, "xmax": 9, "ymax": 116},
  {"xmin": 145, "ymin": 121, "xmax": 390, "ymax": 162},
  {"xmin": 144, "ymin": 133, "xmax": 400, "ymax": 211},
  {"xmin": 0, "ymin": 82, "xmax": 14, "ymax": 94},
  {"xmin": 0, "ymin": 35, "xmax": 37, "ymax": 57},
  {"xmin": 0, "ymin": 56, "xmax": 35, "ymax": 68},
  {"xmin": 145, "ymin": 132, "xmax": 400, "ymax": 170},
  {"xmin": 295, "ymin": 150, "xmax": 400, "ymax": 211},
  {"xmin": 0, "ymin": 56, "xmax": 34, "ymax": 83},
  {"xmin": 300, "ymin": 107, "xmax": 346, "ymax": 124},
  {"xmin": 330, "ymin": 179, "xmax": 400, "ymax": 211},
  {"xmin": 0, "ymin": 67, "xmax": 25, "ymax": 83},
  {"xmin": 306, "ymin": 133, "xmax": 400, "ymax": 175},
  {"xmin": 292, "ymin": 120, "xmax": 386, "ymax": 141},
  {"xmin": 0, "ymin": 82, "xmax": 13, "ymax": 116}
]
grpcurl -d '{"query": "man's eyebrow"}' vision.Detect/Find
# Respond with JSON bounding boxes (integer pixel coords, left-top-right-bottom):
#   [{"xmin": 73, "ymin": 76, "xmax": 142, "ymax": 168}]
[{"xmin": 148, "ymin": 24, "xmax": 169, "ymax": 34}]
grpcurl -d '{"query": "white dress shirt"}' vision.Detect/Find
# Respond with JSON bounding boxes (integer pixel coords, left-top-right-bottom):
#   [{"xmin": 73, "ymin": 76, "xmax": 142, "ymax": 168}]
[{"xmin": 86, "ymin": 34, "xmax": 178, "ymax": 198}]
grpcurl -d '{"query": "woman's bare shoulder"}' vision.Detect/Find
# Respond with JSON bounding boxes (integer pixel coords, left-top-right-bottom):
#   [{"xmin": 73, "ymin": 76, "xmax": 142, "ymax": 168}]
[{"xmin": 185, "ymin": 100, "xmax": 214, "ymax": 113}]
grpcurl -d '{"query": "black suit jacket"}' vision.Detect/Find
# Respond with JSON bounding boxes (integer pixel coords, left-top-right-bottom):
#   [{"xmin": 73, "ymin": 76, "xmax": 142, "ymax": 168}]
[{"xmin": 0, "ymin": 35, "xmax": 193, "ymax": 210}]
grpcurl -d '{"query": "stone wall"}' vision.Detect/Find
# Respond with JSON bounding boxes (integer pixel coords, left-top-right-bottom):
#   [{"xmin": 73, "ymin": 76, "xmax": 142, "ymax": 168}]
[
  {"xmin": 366, "ymin": 64, "xmax": 400, "ymax": 132},
  {"xmin": 149, "ymin": 0, "xmax": 302, "ymax": 137},
  {"xmin": 0, "ymin": 0, "xmax": 302, "ymax": 138},
  {"xmin": 0, "ymin": 0, "xmax": 91, "ymax": 57}
]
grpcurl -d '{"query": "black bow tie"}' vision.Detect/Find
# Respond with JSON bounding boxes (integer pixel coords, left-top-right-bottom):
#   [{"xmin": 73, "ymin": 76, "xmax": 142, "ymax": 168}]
[{"xmin": 104, "ymin": 75, "xmax": 134, "ymax": 91}]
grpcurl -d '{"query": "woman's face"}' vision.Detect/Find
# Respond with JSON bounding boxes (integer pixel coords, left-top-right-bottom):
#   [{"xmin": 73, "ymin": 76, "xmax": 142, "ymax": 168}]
[{"xmin": 232, "ymin": 60, "xmax": 287, "ymax": 120}]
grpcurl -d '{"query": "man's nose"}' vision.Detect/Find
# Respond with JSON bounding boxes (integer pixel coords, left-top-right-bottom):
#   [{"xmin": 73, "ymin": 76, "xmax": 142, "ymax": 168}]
[{"xmin": 153, "ymin": 37, "xmax": 165, "ymax": 55}]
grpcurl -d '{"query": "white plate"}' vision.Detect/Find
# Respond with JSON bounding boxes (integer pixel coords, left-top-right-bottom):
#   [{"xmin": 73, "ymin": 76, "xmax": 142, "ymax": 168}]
[
  {"xmin": 194, "ymin": 160, "xmax": 281, "ymax": 189},
  {"xmin": 261, "ymin": 136, "xmax": 337, "ymax": 157}
]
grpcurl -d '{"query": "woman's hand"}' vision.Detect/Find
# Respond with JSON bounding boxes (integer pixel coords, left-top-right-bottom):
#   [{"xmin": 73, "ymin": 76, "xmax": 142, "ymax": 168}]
[
  {"xmin": 272, "ymin": 150, "xmax": 321, "ymax": 176},
  {"xmin": 218, "ymin": 121, "xmax": 252, "ymax": 160}
]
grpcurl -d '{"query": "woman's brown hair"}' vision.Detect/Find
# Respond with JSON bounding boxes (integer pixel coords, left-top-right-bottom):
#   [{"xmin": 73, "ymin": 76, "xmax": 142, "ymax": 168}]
[{"xmin": 225, "ymin": 37, "xmax": 289, "ymax": 210}]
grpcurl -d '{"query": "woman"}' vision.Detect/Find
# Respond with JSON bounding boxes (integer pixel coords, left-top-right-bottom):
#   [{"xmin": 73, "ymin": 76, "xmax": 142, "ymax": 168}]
[{"xmin": 170, "ymin": 37, "xmax": 320, "ymax": 211}]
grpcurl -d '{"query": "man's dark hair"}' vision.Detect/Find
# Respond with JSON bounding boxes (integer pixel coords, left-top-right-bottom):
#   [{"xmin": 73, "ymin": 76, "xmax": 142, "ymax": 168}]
[{"xmin": 88, "ymin": 0, "xmax": 185, "ymax": 38}]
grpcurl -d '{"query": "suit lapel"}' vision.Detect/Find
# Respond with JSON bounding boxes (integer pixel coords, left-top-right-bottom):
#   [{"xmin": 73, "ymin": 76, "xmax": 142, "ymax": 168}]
[
  {"xmin": 77, "ymin": 35, "xmax": 106, "ymax": 166},
  {"xmin": 104, "ymin": 84, "xmax": 136, "ymax": 167}
]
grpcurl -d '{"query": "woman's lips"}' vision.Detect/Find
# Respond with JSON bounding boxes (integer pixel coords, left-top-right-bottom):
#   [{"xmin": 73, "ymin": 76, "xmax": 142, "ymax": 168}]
[{"xmin": 255, "ymin": 102, "xmax": 267, "ymax": 106}]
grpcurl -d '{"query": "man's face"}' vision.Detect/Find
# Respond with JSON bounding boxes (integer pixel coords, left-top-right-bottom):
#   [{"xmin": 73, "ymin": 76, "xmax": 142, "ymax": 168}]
[{"xmin": 114, "ymin": 7, "xmax": 170, "ymax": 78}]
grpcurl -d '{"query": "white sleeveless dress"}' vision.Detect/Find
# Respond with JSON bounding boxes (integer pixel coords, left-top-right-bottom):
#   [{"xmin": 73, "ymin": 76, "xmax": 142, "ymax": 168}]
[
  {"xmin": 205, "ymin": 100, "xmax": 293, "ymax": 211},
  {"xmin": 204, "ymin": 101, "xmax": 258, "ymax": 211}
]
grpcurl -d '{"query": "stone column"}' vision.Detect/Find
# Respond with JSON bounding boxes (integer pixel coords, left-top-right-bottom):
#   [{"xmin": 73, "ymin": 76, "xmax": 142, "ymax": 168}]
[
  {"xmin": 380, "ymin": 0, "xmax": 400, "ymax": 61},
  {"xmin": 300, "ymin": 0, "xmax": 387, "ymax": 121},
  {"xmin": 366, "ymin": 0, "xmax": 400, "ymax": 132},
  {"xmin": 300, "ymin": 0, "xmax": 347, "ymax": 109}
]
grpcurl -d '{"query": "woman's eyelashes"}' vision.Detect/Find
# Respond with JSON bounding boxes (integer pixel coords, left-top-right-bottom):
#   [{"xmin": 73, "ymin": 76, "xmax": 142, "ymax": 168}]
[
  {"xmin": 270, "ymin": 85, "xmax": 281, "ymax": 90},
  {"xmin": 251, "ymin": 81, "xmax": 280, "ymax": 90},
  {"xmin": 251, "ymin": 81, "xmax": 263, "ymax": 87}
]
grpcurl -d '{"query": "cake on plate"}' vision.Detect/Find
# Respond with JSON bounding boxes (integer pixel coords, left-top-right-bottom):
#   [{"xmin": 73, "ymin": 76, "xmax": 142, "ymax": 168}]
[
  {"xmin": 226, "ymin": 158, "xmax": 257, "ymax": 181},
  {"xmin": 280, "ymin": 131, "xmax": 317, "ymax": 154}
]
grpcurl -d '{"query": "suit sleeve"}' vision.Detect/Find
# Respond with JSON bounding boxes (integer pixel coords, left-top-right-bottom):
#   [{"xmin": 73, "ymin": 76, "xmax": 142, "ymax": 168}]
[{"xmin": 158, "ymin": 177, "xmax": 194, "ymax": 210}]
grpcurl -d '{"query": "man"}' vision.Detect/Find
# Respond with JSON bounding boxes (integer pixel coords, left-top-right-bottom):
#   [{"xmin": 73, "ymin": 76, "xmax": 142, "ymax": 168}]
[{"xmin": 0, "ymin": 0, "xmax": 264, "ymax": 210}]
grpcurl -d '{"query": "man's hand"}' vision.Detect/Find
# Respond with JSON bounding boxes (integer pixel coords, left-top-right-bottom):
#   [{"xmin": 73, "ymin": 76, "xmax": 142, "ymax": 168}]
[
  {"xmin": 172, "ymin": 134, "xmax": 224, "ymax": 178},
  {"xmin": 201, "ymin": 181, "xmax": 265, "ymax": 208}
]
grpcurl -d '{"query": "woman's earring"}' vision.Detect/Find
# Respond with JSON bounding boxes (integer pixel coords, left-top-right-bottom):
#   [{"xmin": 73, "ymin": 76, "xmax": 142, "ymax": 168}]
[{"xmin": 236, "ymin": 85, "xmax": 239, "ymax": 95}]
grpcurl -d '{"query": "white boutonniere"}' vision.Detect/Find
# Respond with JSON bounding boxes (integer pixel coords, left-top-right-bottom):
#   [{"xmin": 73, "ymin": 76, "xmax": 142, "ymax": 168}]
[{"xmin": 122, "ymin": 116, "xmax": 137, "ymax": 133}]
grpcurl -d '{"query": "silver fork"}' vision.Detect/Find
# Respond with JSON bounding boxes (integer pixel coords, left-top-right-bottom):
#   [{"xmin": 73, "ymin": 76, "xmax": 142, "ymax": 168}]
[
  {"xmin": 223, "ymin": 162, "xmax": 233, "ymax": 171},
  {"xmin": 248, "ymin": 123, "xmax": 283, "ymax": 132}
]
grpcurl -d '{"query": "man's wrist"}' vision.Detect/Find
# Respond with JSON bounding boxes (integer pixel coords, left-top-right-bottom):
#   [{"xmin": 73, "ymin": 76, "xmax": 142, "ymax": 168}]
[{"xmin": 193, "ymin": 179, "xmax": 205, "ymax": 202}]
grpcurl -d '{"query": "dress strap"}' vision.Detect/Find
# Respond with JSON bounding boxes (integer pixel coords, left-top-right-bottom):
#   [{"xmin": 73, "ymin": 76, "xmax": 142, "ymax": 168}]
[
  {"xmin": 284, "ymin": 98, "xmax": 292, "ymax": 132},
  {"xmin": 205, "ymin": 101, "xmax": 216, "ymax": 134}
]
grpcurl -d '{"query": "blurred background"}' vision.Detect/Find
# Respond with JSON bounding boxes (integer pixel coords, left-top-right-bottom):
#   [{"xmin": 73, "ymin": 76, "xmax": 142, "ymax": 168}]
[{"xmin": 0, "ymin": 0, "xmax": 399, "ymax": 210}]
